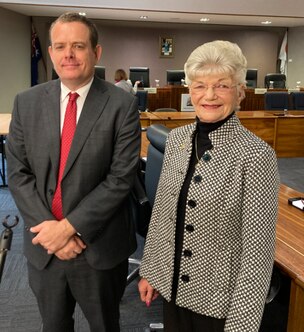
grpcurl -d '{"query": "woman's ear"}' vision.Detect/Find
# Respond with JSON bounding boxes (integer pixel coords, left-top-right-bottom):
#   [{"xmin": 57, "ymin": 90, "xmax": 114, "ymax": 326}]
[{"xmin": 237, "ymin": 84, "xmax": 246, "ymax": 105}]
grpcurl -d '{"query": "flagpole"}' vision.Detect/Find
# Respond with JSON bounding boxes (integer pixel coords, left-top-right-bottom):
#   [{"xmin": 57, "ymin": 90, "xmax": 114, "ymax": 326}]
[
  {"xmin": 278, "ymin": 29, "xmax": 288, "ymax": 76},
  {"xmin": 30, "ymin": 17, "xmax": 47, "ymax": 77}
]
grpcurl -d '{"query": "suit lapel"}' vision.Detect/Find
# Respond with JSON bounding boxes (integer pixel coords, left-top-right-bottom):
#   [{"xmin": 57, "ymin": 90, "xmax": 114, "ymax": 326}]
[
  {"xmin": 43, "ymin": 81, "xmax": 61, "ymax": 180},
  {"xmin": 62, "ymin": 78, "xmax": 110, "ymax": 179}
]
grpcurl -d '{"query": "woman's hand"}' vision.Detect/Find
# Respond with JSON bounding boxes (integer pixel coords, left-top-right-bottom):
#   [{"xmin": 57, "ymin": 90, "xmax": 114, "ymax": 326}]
[{"xmin": 138, "ymin": 278, "xmax": 159, "ymax": 307}]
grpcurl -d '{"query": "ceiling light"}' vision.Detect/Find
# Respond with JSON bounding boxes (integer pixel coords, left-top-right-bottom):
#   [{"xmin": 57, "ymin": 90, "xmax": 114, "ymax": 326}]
[
  {"xmin": 140, "ymin": 15, "xmax": 148, "ymax": 20},
  {"xmin": 261, "ymin": 20, "xmax": 272, "ymax": 25},
  {"xmin": 200, "ymin": 18, "xmax": 210, "ymax": 22}
]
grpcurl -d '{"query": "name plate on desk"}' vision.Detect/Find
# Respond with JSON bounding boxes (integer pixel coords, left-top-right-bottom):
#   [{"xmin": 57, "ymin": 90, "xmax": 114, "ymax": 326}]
[
  {"xmin": 144, "ymin": 87, "xmax": 157, "ymax": 94},
  {"xmin": 181, "ymin": 93, "xmax": 194, "ymax": 112},
  {"xmin": 288, "ymin": 88, "xmax": 301, "ymax": 93},
  {"xmin": 254, "ymin": 88, "xmax": 267, "ymax": 94}
]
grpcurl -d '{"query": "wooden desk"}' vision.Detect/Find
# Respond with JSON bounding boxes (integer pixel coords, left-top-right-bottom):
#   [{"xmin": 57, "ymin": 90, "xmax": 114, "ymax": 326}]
[
  {"xmin": 147, "ymin": 88, "xmax": 304, "ymax": 112},
  {"xmin": 146, "ymin": 86, "xmax": 189, "ymax": 112},
  {"xmin": 237, "ymin": 111, "xmax": 277, "ymax": 147},
  {"xmin": 277, "ymin": 185, "xmax": 304, "ymax": 332},
  {"xmin": 0, "ymin": 113, "xmax": 11, "ymax": 187},
  {"xmin": 239, "ymin": 111, "xmax": 304, "ymax": 157},
  {"xmin": 0, "ymin": 113, "xmax": 11, "ymax": 135},
  {"xmin": 275, "ymin": 114, "xmax": 304, "ymax": 157},
  {"xmin": 140, "ymin": 111, "xmax": 304, "ymax": 157},
  {"xmin": 241, "ymin": 88, "xmax": 304, "ymax": 111},
  {"xmin": 141, "ymin": 111, "xmax": 196, "ymax": 128}
]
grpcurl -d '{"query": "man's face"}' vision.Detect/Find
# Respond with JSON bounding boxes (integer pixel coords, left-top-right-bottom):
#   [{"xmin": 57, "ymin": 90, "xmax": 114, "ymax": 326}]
[{"xmin": 48, "ymin": 21, "xmax": 102, "ymax": 90}]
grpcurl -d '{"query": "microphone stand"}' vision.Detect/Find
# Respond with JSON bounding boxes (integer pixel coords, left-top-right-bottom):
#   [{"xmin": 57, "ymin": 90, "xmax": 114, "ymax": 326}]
[{"xmin": 0, "ymin": 215, "xmax": 19, "ymax": 283}]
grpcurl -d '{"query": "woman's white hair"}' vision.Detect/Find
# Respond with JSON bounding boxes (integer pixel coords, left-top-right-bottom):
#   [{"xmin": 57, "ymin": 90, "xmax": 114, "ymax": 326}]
[{"xmin": 184, "ymin": 40, "xmax": 247, "ymax": 86}]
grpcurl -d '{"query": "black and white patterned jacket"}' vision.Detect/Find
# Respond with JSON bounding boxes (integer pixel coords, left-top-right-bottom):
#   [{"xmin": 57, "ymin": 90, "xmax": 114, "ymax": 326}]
[{"xmin": 140, "ymin": 113, "xmax": 280, "ymax": 331}]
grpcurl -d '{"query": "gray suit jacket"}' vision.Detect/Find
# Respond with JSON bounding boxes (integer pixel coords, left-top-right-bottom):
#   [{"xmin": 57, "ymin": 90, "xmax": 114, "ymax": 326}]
[{"xmin": 6, "ymin": 77, "xmax": 141, "ymax": 271}]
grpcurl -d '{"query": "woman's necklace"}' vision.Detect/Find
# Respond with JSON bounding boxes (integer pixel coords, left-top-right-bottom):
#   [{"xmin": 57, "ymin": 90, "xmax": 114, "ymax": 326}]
[{"xmin": 194, "ymin": 133, "xmax": 211, "ymax": 167}]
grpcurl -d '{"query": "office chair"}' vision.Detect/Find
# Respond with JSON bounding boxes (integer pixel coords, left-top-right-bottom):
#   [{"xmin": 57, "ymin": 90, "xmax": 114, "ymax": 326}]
[
  {"xmin": 264, "ymin": 92, "xmax": 289, "ymax": 110},
  {"xmin": 166, "ymin": 70, "xmax": 185, "ymax": 85},
  {"xmin": 127, "ymin": 125, "xmax": 170, "ymax": 281},
  {"xmin": 94, "ymin": 65, "xmax": 105, "ymax": 80},
  {"xmin": 264, "ymin": 73, "xmax": 286, "ymax": 89},
  {"xmin": 51, "ymin": 68, "xmax": 59, "ymax": 80},
  {"xmin": 246, "ymin": 68, "xmax": 258, "ymax": 88},
  {"xmin": 154, "ymin": 108, "xmax": 177, "ymax": 112},
  {"xmin": 291, "ymin": 92, "xmax": 304, "ymax": 110},
  {"xmin": 144, "ymin": 125, "xmax": 170, "ymax": 206},
  {"xmin": 127, "ymin": 125, "xmax": 170, "ymax": 331},
  {"xmin": 136, "ymin": 90, "xmax": 148, "ymax": 112}
]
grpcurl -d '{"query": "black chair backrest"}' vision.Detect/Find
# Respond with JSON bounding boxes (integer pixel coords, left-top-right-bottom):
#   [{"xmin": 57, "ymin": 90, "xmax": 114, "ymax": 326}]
[
  {"xmin": 291, "ymin": 92, "xmax": 304, "ymax": 110},
  {"xmin": 95, "ymin": 66, "xmax": 105, "ymax": 80},
  {"xmin": 246, "ymin": 68, "xmax": 258, "ymax": 88},
  {"xmin": 264, "ymin": 92, "xmax": 289, "ymax": 110},
  {"xmin": 166, "ymin": 69, "xmax": 185, "ymax": 85},
  {"xmin": 135, "ymin": 90, "xmax": 148, "ymax": 112},
  {"xmin": 145, "ymin": 125, "xmax": 171, "ymax": 206},
  {"xmin": 264, "ymin": 73, "xmax": 286, "ymax": 89},
  {"xmin": 154, "ymin": 108, "xmax": 177, "ymax": 112},
  {"xmin": 52, "ymin": 68, "xmax": 59, "ymax": 79},
  {"xmin": 130, "ymin": 124, "xmax": 170, "ymax": 238}
]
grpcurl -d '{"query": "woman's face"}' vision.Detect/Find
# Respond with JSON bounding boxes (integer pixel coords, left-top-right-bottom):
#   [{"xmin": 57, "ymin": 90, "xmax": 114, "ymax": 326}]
[{"xmin": 189, "ymin": 73, "xmax": 244, "ymax": 123}]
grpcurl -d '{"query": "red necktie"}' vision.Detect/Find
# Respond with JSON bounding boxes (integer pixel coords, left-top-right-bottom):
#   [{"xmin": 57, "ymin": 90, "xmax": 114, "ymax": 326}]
[{"xmin": 52, "ymin": 92, "xmax": 79, "ymax": 220}]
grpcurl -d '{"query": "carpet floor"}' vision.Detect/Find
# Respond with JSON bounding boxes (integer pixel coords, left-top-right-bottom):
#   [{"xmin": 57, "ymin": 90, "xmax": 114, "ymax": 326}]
[{"xmin": 0, "ymin": 157, "xmax": 303, "ymax": 331}]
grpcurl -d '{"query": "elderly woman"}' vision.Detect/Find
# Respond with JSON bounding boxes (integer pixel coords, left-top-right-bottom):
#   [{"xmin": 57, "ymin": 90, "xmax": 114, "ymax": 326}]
[{"xmin": 138, "ymin": 40, "xmax": 280, "ymax": 331}]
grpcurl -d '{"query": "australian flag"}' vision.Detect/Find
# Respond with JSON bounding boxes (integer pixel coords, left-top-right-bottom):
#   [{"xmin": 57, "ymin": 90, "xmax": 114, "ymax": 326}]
[{"xmin": 31, "ymin": 27, "xmax": 42, "ymax": 86}]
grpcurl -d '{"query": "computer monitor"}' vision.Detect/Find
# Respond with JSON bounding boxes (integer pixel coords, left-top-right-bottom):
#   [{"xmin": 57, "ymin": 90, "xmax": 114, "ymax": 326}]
[
  {"xmin": 166, "ymin": 70, "xmax": 185, "ymax": 85},
  {"xmin": 129, "ymin": 67, "xmax": 150, "ymax": 87},
  {"xmin": 95, "ymin": 66, "xmax": 105, "ymax": 80}
]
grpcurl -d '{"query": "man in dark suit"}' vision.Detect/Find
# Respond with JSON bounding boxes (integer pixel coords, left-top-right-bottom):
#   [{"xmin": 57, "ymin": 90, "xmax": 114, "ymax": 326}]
[{"xmin": 6, "ymin": 12, "xmax": 141, "ymax": 332}]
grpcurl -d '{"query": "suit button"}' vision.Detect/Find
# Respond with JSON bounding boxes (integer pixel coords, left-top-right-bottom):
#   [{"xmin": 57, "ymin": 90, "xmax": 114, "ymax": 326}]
[
  {"xmin": 48, "ymin": 189, "xmax": 54, "ymax": 196},
  {"xmin": 186, "ymin": 224, "xmax": 194, "ymax": 232},
  {"xmin": 188, "ymin": 199, "xmax": 196, "ymax": 208},
  {"xmin": 183, "ymin": 249, "xmax": 192, "ymax": 257},
  {"xmin": 194, "ymin": 175, "xmax": 202, "ymax": 183},
  {"xmin": 202, "ymin": 152, "xmax": 211, "ymax": 161},
  {"xmin": 181, "ymin": 275, "xmax": 190, "ymax": 282}
]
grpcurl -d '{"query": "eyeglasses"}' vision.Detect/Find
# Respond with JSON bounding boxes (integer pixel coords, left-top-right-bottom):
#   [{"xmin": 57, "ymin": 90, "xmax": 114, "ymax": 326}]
[{"xmin": 190, "ymin": 83, "xmax": 238, "ymax": 95}]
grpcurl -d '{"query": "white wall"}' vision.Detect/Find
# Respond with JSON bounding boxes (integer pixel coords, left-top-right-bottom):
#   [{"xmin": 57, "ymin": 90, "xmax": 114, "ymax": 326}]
[
  {"xmin": 33, "ymin": 16, "xmax": 282, "ymax": 88},
  {"xmin": 0, "ymin": 8, "xmax": 30, "ymax": 113},
  {"xmin": 0, "ymin": 7, "xmax": 299, "ymax": 114},
  {"xmin": 286, "ymin": 27, "xmax": 304, "ymax": 89}
]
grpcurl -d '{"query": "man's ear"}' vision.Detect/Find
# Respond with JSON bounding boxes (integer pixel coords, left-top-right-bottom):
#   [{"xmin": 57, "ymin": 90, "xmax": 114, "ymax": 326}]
[
  {"xmin": 48, "ymin": 45, "xmax": 53, "ymax": 60},
  {"xmin": 95, "ymin": 45, "xmax": 102, "ymax": 63}
]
